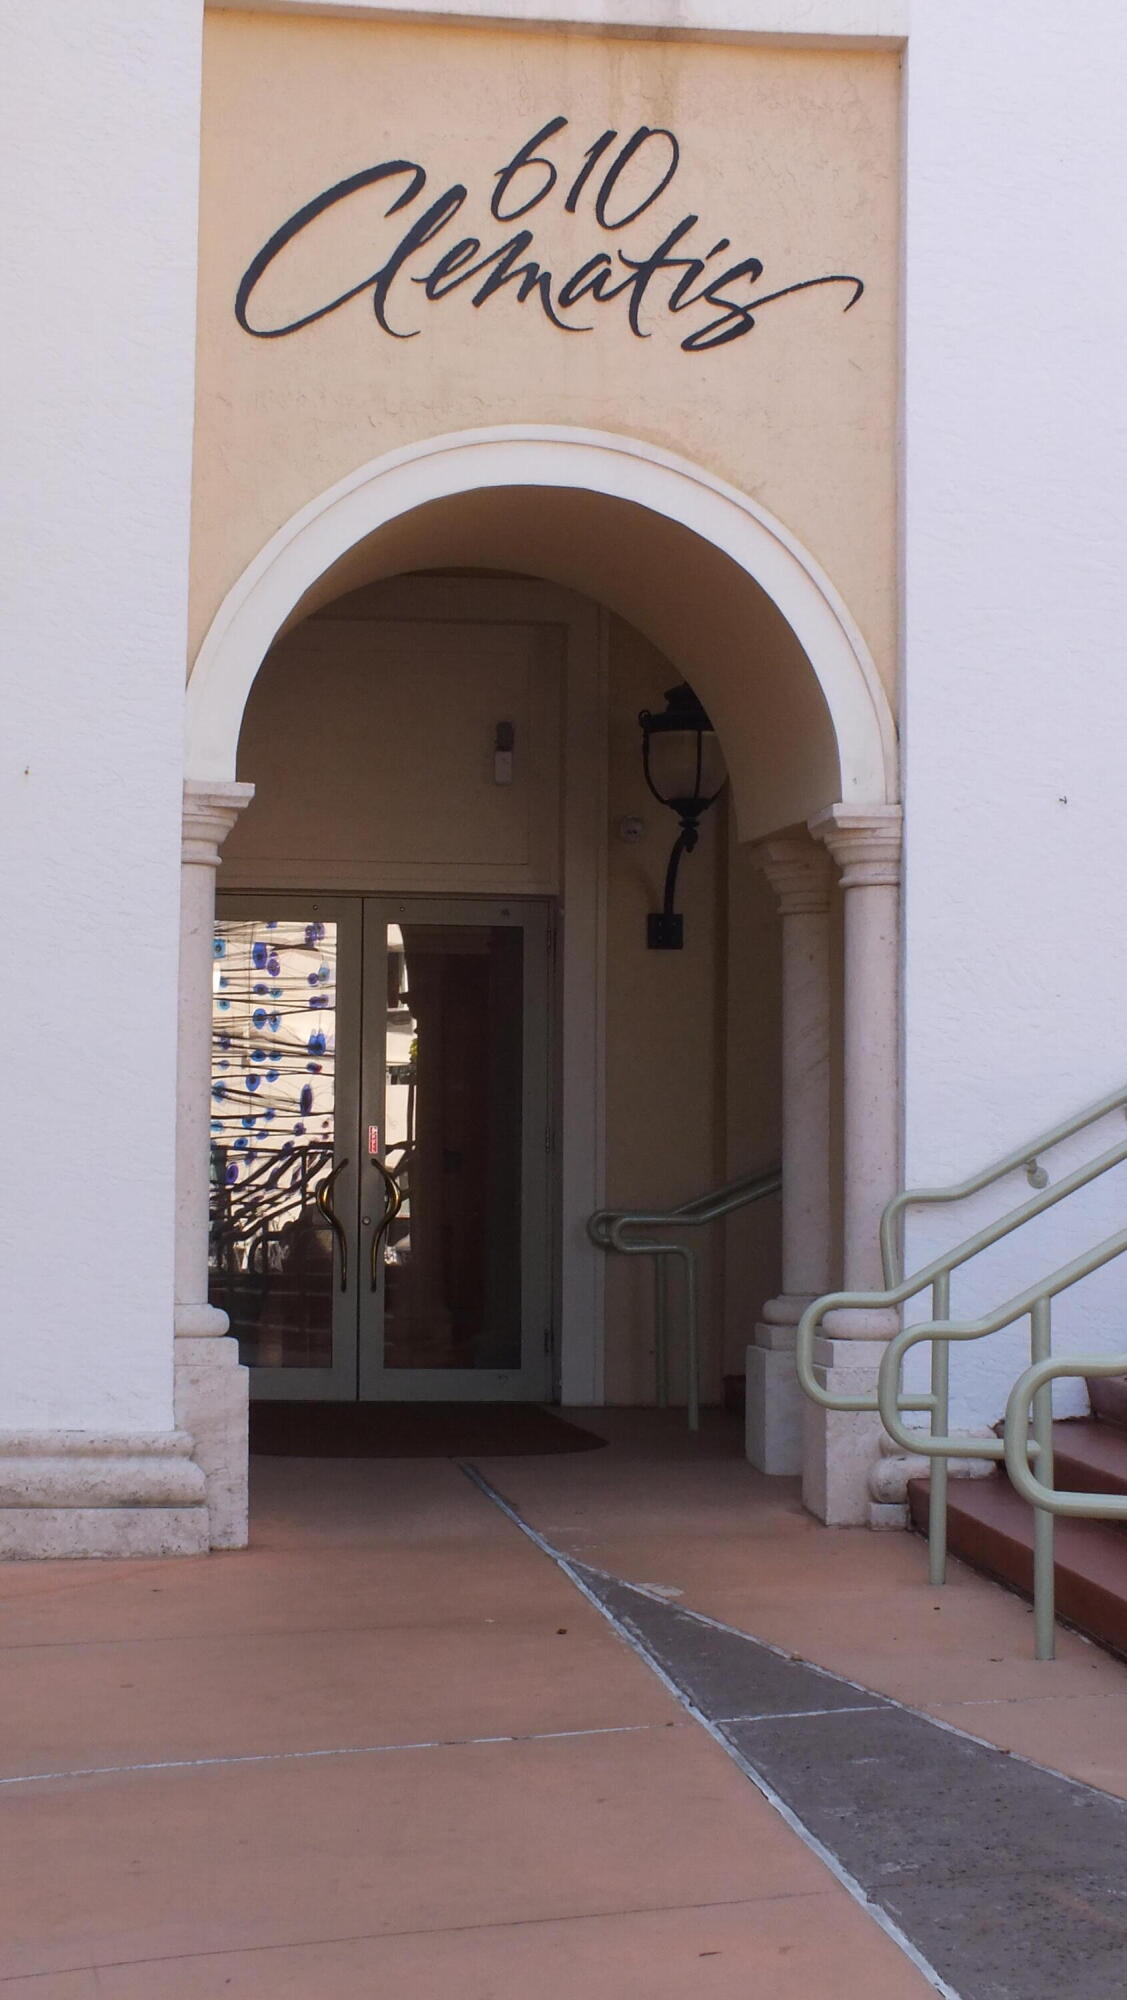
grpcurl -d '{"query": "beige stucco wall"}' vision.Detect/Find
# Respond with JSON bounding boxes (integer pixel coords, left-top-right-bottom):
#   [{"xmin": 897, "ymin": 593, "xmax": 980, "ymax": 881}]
[
  {"xmin": 191, "ymin": 13, "xmax": 894, "ymax": 1401},
  {"xmin": 193, "ymin": 13, "xmax": 900, "ymax": 700},
  {"xmin": 603, "ymin": 616, "xmax": 729, "ymax": 1403}
]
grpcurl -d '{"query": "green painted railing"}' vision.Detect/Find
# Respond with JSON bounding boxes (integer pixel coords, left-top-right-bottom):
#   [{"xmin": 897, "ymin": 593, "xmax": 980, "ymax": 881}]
[
  {"xmin": 590, "ymin": 1167, "xmax": 781, "ymax": 1431},
  {"xmin": 878, "ymin": 1080, "xmax": 1127, "ymax": 1286},
  {"xmin": 1004, "ymin": 1352, "xmax": 1127, "ymax": 1657},
  {"xmin": 880, "ymin": 1233, "xmax": 1127, "ymax": 1658},
  {"xmin": 796, "ymin": 1081, "xmax": 1127, "ymax": 1655}
]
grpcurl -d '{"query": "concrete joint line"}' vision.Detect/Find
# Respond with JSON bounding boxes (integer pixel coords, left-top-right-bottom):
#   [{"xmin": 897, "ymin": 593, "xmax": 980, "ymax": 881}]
[
  {"xmin": 711, "ymin": 1703, "xmax": 889, "ymax": 1724},
  {"xmin": 0, "ymin": 1721, "xmax": 659, "ymax": 1790}
]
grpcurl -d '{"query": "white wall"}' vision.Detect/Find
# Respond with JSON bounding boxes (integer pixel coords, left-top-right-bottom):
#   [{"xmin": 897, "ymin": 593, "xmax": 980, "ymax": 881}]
[
  {"xmin": 901, "ymin": 3, "xmax": 1127, "ymax": 1424},
  {"xmin": 10, "ymin": 0, "xmax": 1125, "ymax": 1441},
  {"xmin": 0, "ymin": 3, "xmax": 203, "ymax": 1429}
]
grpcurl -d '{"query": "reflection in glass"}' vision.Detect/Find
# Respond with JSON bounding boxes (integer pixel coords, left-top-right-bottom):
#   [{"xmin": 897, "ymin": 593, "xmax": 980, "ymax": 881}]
[
  {"xmin": 208, "ymin": 919, "xmax": 338, "ymax": 1368},
  {"xmin": 382, "ymin": 924, "xmax": 523, "ymax": 1370}
]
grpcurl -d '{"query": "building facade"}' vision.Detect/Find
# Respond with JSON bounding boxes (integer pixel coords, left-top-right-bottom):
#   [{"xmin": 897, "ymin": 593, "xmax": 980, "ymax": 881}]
[{"xmin": 7, "ymin": 0, "xmax": 1127, "ymax": 1556}]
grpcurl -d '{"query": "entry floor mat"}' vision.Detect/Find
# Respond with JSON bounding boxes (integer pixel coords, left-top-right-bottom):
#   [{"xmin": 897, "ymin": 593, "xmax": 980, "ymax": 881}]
[
  {"xmin": 467, "ymin": 1467, "xmax": 1127, "ymax": 2000},
  {"xmin": 249, "ymin": 1401, "xmax": 608, "ymax": 1458}
]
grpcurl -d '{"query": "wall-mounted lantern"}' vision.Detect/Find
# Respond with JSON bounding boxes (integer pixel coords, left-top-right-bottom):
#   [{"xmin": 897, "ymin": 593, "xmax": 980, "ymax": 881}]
[{"xmin": 638, "ymin": 681, "xmax": 726, "ymax": 949}]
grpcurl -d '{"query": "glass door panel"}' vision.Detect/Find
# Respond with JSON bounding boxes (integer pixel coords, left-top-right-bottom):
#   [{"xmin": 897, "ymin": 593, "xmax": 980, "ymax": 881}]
[
  {"xmin": 208, "ymin": 899, "xmax": 360, "ymax": 1399},
  {"xmin": 360, "ymin": 899, "xmax": 551, "ymax": 1401}
]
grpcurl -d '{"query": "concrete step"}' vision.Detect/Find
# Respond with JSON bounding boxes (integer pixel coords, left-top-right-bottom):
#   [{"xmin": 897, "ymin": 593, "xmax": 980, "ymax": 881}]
[{"xmin": 907, "ymin": 1462, "xmax": 1127, "ymax": 1659}]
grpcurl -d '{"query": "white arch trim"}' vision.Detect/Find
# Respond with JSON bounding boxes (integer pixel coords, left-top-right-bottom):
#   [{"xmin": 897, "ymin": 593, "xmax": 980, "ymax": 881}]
[{"xmin": 186, "ymin": 424, "xmax": 898, "ymax": 803}]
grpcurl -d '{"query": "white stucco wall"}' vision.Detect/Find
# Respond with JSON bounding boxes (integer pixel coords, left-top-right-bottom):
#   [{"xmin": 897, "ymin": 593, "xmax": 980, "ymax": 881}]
[
  {"xmin": 8, "ymin": 0, "xmax": 1127, "ymax": 1447},
  {"xmin": 1, "ymin": 2, "xmax": 203, "ymax": 1429},
  {"xmin": 900, "ymin": 2, "xmax": 1127, "ymax": 1424}
]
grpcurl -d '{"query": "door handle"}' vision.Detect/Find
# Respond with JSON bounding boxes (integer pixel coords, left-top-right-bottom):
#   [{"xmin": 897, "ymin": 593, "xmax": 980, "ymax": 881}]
[
  {"xmin": 370, "ymin": 1156, "xmax": 403, "ymax": 1289},
  {"xmin": 315, "ymin": 1158, "xmax": 349, "ymax": 1293}
]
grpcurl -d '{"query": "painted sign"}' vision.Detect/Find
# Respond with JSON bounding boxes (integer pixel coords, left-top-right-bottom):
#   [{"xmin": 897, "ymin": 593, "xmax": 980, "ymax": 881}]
[{"xmin": 235, "ymin": 117, "xmax": 863, "ymax": 356}]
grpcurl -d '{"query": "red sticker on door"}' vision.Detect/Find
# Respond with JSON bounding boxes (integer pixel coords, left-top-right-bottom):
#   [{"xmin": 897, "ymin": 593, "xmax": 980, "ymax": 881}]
[{"xmin": 368, "ymin": 1125, "xmax": 380, "ymax": 1157}]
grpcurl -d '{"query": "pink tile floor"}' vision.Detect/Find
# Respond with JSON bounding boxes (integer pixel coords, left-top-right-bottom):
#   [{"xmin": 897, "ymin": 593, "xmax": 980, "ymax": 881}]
[{"xmin": 3, "ymin": 1409, "xmax": 1124, "ymax": 1995}]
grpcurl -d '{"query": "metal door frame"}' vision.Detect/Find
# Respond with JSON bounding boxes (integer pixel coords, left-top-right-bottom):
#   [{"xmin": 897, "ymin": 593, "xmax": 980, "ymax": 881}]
[{"xmin": 213, "ymin": 890, "xmax": 553, "ymax": 1402}]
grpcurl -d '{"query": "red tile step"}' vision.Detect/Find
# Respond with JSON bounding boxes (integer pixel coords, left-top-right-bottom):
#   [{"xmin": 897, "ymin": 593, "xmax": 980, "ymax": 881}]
[
  {"xmin": 1051, "ymin": 1417, "xmax": 1127, "ymax": 1502},
  {"xmin": 1088, "ymin": 1375, "xmax": 1127, "ymax": 1432},
  {"xmin": 907, "ymin": 1419, "xmax": 1127, "ymax": 1657}
]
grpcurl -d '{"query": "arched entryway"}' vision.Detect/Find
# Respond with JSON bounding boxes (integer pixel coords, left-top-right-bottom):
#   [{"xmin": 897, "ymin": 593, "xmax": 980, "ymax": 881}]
[{"xmin": 176, "ymin": 428, "xmax": 899, "ymax": 1546}]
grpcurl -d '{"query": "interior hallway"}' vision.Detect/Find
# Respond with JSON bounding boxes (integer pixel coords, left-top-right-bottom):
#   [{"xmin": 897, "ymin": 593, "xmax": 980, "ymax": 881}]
[{"xmin": 3, "ymin": 1413, "xmax": 1127, "ymax": 1996}]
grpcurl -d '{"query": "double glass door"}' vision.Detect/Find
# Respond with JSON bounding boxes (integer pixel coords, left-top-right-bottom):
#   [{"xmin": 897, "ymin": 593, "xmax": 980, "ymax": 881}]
[{"xmin": 207, "ymin": 896, "xmax": 551, "ymax": 1401}]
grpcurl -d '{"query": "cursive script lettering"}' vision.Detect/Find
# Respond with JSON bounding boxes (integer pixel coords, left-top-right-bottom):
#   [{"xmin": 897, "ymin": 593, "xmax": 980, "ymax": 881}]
[{"xmin": 235, "ymin": 117, "xmax": 863, "ymax": 355}]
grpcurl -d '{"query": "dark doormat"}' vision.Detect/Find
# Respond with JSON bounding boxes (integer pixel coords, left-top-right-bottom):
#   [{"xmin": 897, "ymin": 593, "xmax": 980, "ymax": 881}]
[{"xmin": 249, "ymin": 1401, "xmax": 609, "ymax": 1459}]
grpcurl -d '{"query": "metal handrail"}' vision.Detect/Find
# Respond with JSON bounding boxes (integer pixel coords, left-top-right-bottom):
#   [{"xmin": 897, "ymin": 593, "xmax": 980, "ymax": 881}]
[
  {"xmin": 881, "ymin": 1079, "xmax": 1127, "ymax": 1285},
  {"xmin": 796, "ymin": 1082, "xmax": 1127, "ymax": 1610},
  {"xmin": 873, "ymin": 1226, "xmax": 1127, "ymax": 1659},
  {"xmin": 1002, "ymin": 1352, "xmax": 1127, "ymax": 1659},
  {"xmin": 589, "ymin": 1167, "xmax": 781, "ymax": 1432}
]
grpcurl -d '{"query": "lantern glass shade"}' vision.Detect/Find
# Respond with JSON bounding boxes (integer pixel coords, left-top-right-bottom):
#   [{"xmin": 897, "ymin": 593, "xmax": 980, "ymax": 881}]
[{"xmin": 640, "ymin": 683, "xmax": 726, "ymax": 819}]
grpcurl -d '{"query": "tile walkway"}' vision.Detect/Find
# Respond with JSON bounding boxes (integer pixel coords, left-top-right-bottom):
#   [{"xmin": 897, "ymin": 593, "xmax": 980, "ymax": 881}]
[{"xmin": 2, "ymin": 1410, "xmax": 1126, "ymax": 1996}]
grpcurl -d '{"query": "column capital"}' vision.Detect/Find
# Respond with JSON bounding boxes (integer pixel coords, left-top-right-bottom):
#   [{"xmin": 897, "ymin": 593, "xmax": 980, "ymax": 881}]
[
  {"xmin": 182, "ymin": 779, "xmax": 255, "ymax": 867},
  {"xmin": 749, "ymin": 833, "xmax": 833, "ymax": 916},
  {"xmin": 809, "ymin": 804, "xmax": 902, "ymax": 889}
]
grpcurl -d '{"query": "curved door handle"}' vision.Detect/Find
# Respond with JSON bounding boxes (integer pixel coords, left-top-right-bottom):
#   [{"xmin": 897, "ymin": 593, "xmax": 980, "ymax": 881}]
[
  {"xmin": 315, "ymin": 1158, "xmax": 350, "ymax": 1293},
  {"xmin": 370, "ymin": 1156, "xmax": 404, "ymax": 1290}
]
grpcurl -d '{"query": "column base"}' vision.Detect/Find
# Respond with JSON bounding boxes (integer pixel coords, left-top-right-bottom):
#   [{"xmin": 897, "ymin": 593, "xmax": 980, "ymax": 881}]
[
  {"xmin": 0, "ymin": 1432, "xmax": 209, "ymax": 1559},
  {"xmin": 801, "ymin": 1337, "xmax": 888, "ymax": 1525},
  {"xmin": 822, "ymin": 1306, "xmax": 900, "ymax": 1340},
  {"xmin": 174, "ymin": 1335, "xmax": 249, "ymax": 1549},
  {"xmin": 174, "ymin": 1301, "xmax": 229, "ymax": 1338},
  {"xmin": 745, "ymin": 1324, "xmax": 805, "ymax": 1475}
]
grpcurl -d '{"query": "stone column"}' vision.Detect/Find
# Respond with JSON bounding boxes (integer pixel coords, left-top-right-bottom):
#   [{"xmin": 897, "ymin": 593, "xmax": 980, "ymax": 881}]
[
  {"xmin": 745, "ymin": 835, "xmax": 833, "ymax": 1474},
  {"xmin": 804, "ymin": 804, "xmax": 903, "ymax": 1523},
  {"xmin": 174, "ymin": 779, "xmax": 254, "ymax": 1546}
]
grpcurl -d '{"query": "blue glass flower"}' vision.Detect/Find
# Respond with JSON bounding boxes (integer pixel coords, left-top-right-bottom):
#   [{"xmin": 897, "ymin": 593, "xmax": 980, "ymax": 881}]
[
  {"xmin": 252, "ymin": 942, "xmax": 268, "ymax": 969},
  {"xmin": 212, "ymin": 1082, "xmax": 226, "ymax": 1100},
  {"xmin": 225, "ymin": 1162, "xmax": 239, "ymax": 1183},
  {"xmin": 217, "ymin": 1033, "xmax": 231, "ymax": 1050},
  {"xmin": 308, "ymin": 1032, "xmax": 326, "ymax": 1055},
  {"xmin": 234, "ymin": 1137, "xmax": 248, "ymax": 1151},
  {"xmin": 266, "ymin": 1069, "xmax": 280, "ymax": 1083},
  {"xmin": 252, "ymin": 1008, "xmax": 267, "ymax": 1029},
  {"xmin": 240, "ymin": 1115, "xmax": 257, "ymax": 1129},
  {"xmin": 245, "ymin": 1074, "xmax": 260, "ymax": 1092},
  {"xmin": 253, "ymin": 983, "xmax": 267, "ymax": 997},
  {"xmin": 217, "ymin": 999, "xmax": 230, "ymax": 1012},
  {"xmin": 306, "ymin": 1062, "xmax": 322, "ymax": 1074},
  {"xmin": 266, "ymin": 955, "xmax": 281, "ymax": 977},
  {"xmin": 268, "ymin": 1013, "xmax": 281, "ymax": 1032},
  {"xmin": 299, "ymin": 1084, "xmax": 314, "ymax": 1114},
  {"xmin": 292, "ymin": 1121, "xmax": 306, "ymax": 1136},
  {"xmin": 213, "ymin": 938, "xmax": 227, "ymax": 958},
  {"xmin": 270, "ymin": 986, "xmax": 282, "ymax": 999}
]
